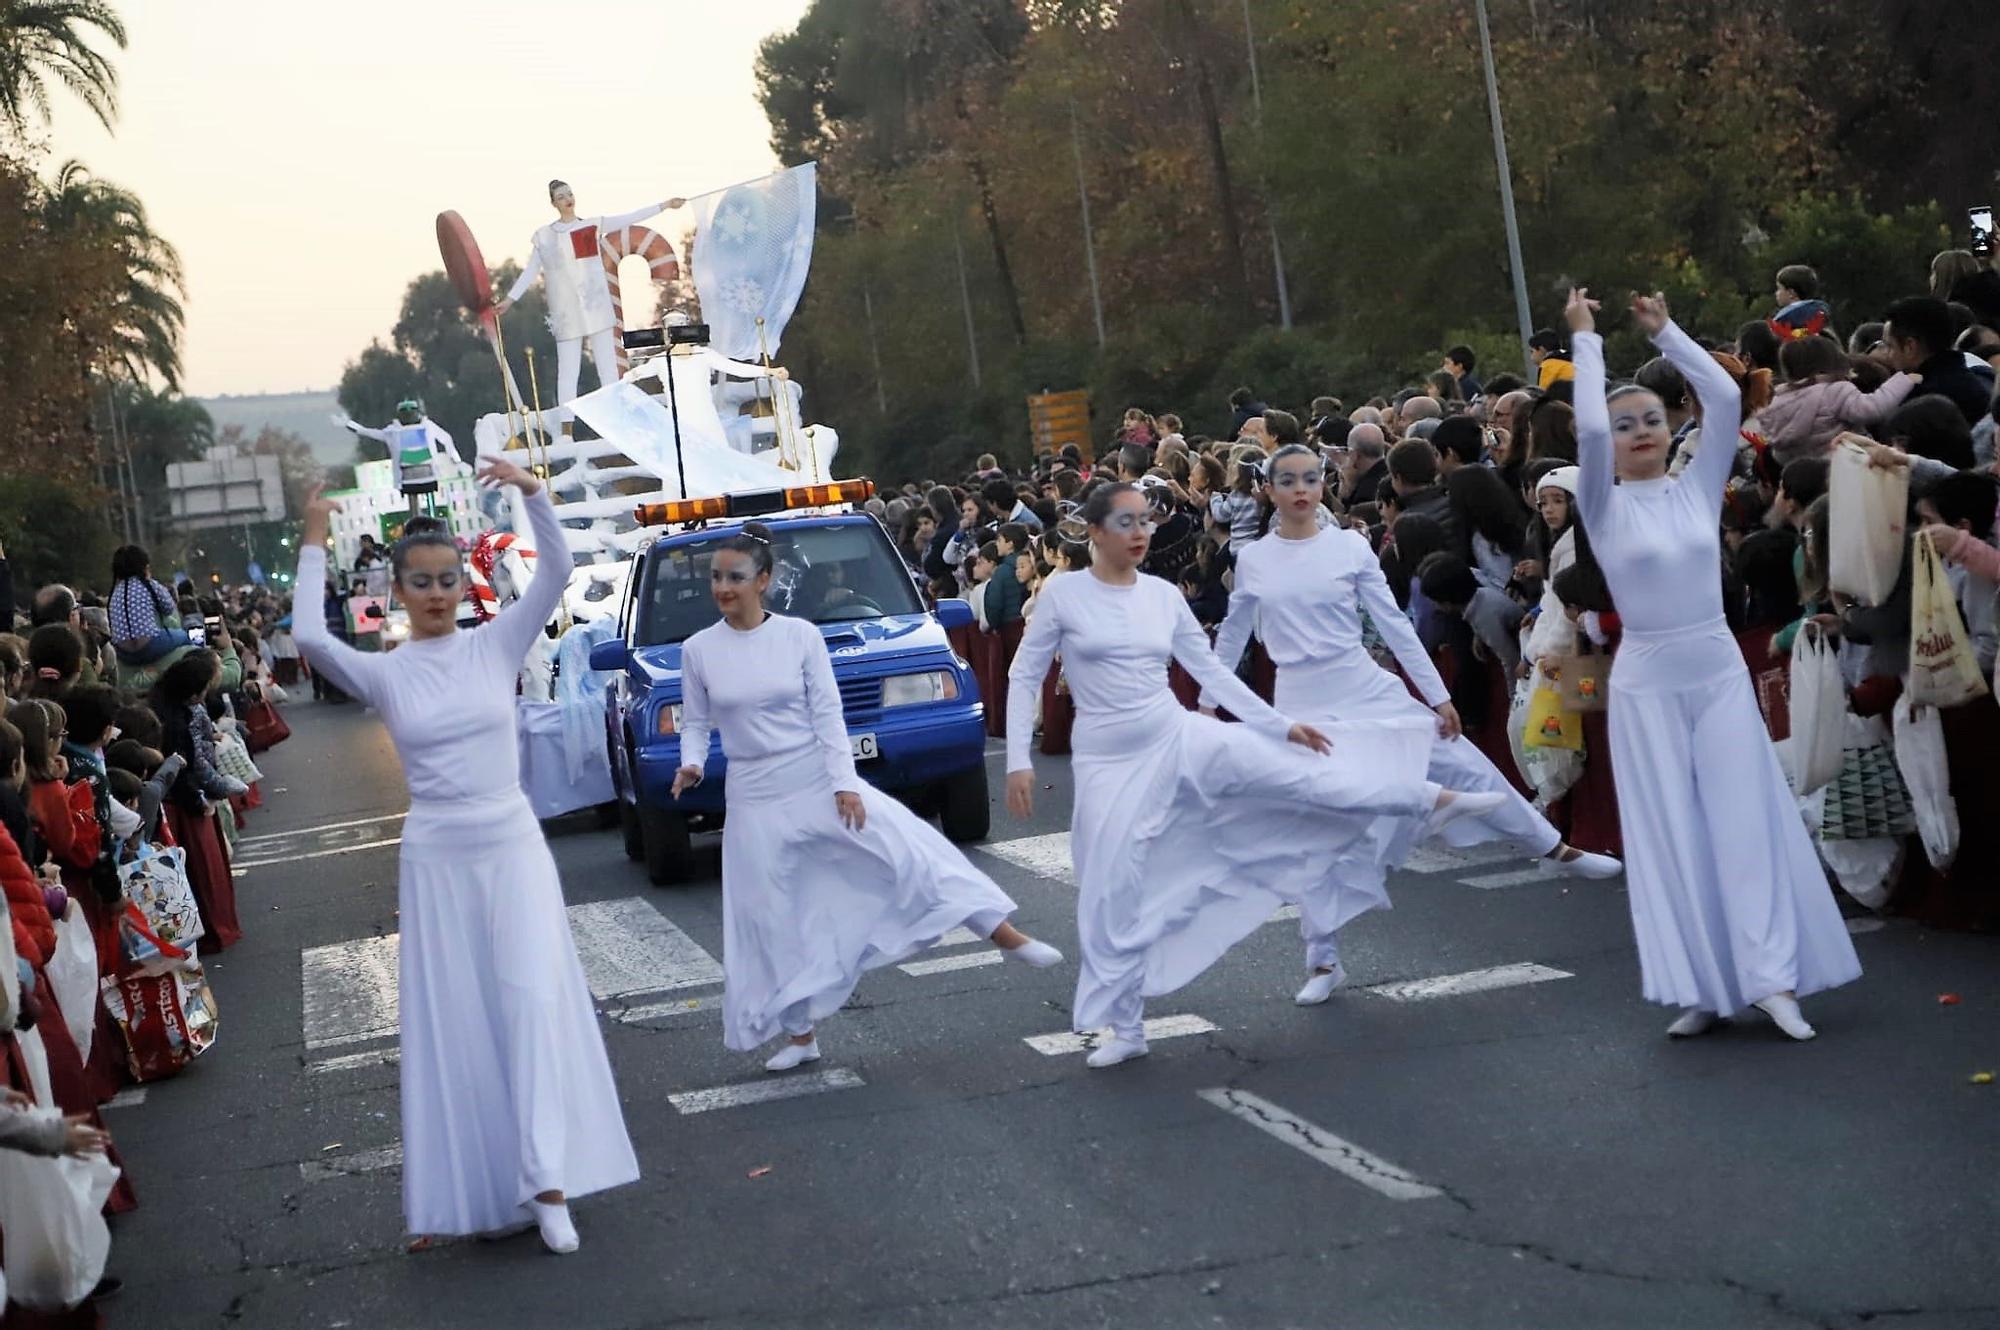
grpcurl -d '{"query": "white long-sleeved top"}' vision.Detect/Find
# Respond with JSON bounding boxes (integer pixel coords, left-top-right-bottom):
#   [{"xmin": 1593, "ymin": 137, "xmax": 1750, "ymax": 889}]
[
  {"xmin": 1204, "ymin": 527, "xmax": 1449, "ymax": 710},
  {"xmin": 1004, "ymin": 570, "xmax": 1292, "ymax": 772},
  {"xmin": 677, "ymin": 612, "xmax": 860, "ymax": 795},
  {"xmin": 1574, "ymin": 321, "xmax": 1742, "ymax": 636},
  {"xmin": 1523, "ymin": 527, "xmax": 1579, "ymax": 664},
  {"xmin": 504, "ymin": 204, "xmax": 663, "ymax": 303},
  {"xmin": 292, "ymin": 488, "xmax": 568, "ymax": 808}
]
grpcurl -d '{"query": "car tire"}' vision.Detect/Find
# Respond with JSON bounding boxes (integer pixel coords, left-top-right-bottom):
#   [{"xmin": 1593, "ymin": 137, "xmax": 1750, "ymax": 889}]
[
  {"xmin": 619, "ymin": 799, "xmax": 643, "ymax": 861},
  {"xmin": 936, "ymin": 762, "xmax": 991, "ymax": 843},
  {"xmin": 640, "ymin": 805, "xmax": 694, "ymax": 885}
]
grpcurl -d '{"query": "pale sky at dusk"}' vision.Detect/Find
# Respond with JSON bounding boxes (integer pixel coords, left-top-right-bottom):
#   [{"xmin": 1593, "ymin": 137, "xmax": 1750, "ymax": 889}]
[{"xmin": 47, "ymin": 0, "xmax": 812, "ymax": 398}]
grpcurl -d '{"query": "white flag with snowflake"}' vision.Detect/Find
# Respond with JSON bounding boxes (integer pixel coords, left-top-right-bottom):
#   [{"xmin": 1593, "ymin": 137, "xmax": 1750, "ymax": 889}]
[{"xmin": 689, "ymin": 162, "xmax": 817, "ymax": 362}]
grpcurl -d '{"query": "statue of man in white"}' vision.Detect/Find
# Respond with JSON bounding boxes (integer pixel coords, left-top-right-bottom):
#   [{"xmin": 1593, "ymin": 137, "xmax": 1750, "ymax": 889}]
[{"xmin": 494, "ymin": 179, "xmax": 683, "ymax": 426}]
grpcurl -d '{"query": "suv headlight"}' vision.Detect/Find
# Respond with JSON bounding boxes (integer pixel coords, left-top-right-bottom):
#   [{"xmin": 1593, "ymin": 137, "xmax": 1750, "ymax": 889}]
[
  {"xmin": 881, "ymin": 671, "xmax": 959, "ymax": 707},
  {"xmin": 657, "ymin": 703, "xmax": 683, "ymax": 736}
]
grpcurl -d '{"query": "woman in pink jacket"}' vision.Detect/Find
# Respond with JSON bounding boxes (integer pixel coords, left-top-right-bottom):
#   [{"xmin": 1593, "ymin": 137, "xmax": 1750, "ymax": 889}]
[{"xmin": 1761, "ymin": 337, "xmax": 1916, "ymax": 465}]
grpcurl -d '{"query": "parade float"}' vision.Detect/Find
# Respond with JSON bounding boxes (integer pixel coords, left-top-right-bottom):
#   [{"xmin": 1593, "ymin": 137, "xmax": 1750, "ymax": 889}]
[{"xmin": 408, "ymin": 164, "xmax": 853, "ymax": 817}]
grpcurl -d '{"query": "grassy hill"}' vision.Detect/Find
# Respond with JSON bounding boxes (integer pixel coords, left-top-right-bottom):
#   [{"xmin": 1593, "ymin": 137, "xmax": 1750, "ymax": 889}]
[{"xmin": 198, "ymin": 389, "xmax": 356, "ymax": 467}]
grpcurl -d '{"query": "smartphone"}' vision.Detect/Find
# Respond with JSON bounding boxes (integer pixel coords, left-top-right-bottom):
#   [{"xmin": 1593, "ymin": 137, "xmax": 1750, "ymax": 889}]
[
  {"xmin": 1973, "ymin": 205, "xmax": 1995, "ymax": 258},
  {"xmin": 204, "ymin": 615, "xmax": 223, "ymax": 640},
  {"xmin": 186, "ymin": 624, "xmax": 207, "ymax": 647}
]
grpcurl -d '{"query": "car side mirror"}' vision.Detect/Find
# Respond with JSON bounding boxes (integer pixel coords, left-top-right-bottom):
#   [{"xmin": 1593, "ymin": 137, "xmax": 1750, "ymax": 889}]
[
  {"xmin": 589, "ymin": 640, "xmax": 630, "ymax": 672},
  {"xmin": 934, "ymin": 598, "xmax": 974, "ymax": 631}
]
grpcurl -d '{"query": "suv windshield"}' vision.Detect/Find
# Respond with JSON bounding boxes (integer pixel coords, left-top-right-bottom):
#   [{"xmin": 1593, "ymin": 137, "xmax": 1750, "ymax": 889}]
[{"xmin": 635, "ymin": 520, "xmax": 925, "ymax": 646}]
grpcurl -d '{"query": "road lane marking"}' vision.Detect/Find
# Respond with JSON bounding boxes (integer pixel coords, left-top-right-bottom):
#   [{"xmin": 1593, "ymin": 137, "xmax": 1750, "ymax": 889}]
[
  {"xmin": 1363, "ymin": 962, "xmax": 1572, "ymax": 1002},
  {"xmin": 235, "ymin": 838, "xmax": 403, "ymax": 871},
  {"xmin": 933, "ymin": 926, "xmax": 984, "ymax": 948},
  {"xmin": 306, "ymin": 1045, "xmax": 400, "ymax": 1075},
  {"xmin": 235, "ymin": 811, "xmax": 406, "ymax": 848},
  {"xmin": 301, "ymin": 897, "xmax": 724, "ymax": 1048},
  {"xmin": 612, "ymin": 993, "xmax": 726, "ymax": 1025},
  {"xmin": 567, "ymin": 897, "xmax": 725, "ymax": 998},
  {"xmin": 1845, "ymin": 917, "xmax": 1886, "ymax": 935},
  {"xmin": 978, "ymin": 832, "xmax": 1075, "ymax": 884},
  {"xmin": 1267, "ymin": 904, "xmax": 1300, "ymax": 923},
  {"xmin": 1197, "ymin": 1088, "xmax": 1442, "ymax": 1201},
  {"xmin": 1459, "ymin": 867, "xmax": 1551, "ymax": 890},
  {"xmin": 1402, "ymin": 843, "xmax": 1525, "ymax": 875},
  {"xmin": 299, "ymin": 1143, "xmax": 403, "ymax": 1183},
  {"xmin": 1023, "ymin": 1013, "xmax": 1218, "ymax": 1055},
  {"xmin": 668, "ymin": 1068, "xmax": 865, "ymax": 1115},
  {"xmin": 103, "ymin": 1088, "xmax": 148, "ymax": 1109},
  {"xmin": 899, "ymin": 950, "xmax": 1004, "ymax": 977}
]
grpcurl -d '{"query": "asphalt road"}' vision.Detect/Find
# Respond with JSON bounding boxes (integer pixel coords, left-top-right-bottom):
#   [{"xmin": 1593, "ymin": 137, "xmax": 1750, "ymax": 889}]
[{"xmin": 93, "ymin": 698, "xmax": 1998, "ymax": 1330}]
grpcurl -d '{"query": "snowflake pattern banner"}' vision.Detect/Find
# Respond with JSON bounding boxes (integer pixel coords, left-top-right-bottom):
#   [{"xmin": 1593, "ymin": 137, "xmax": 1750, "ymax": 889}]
[{"xmin": 689, "ymin": 163, "xmax": 818, "ymax": 362}]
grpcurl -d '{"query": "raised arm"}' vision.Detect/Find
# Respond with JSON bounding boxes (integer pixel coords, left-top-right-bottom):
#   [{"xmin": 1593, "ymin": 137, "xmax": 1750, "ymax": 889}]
[
  {"xmin": 1570, "ymin": 288, "xmax": 1616, "ymax": 527},
  {"xmin": 1355, "ymin": 543, "xmax": 1450, "ymax": 706},
  {"xmin": 603, "ymin": 200, "xmax": 673, "ymax": 232},
  {"xmin": 1651, "ymin": 316, "xmax": 1740, "ymax": 503},
  {"xmin": 293, "ymin": 542, "xmax": 386, "ymax": 704},
  {"xmin": 1198, "ymin": 554, "xmax": 1260, "ymax": 710},
  {"xmin": 486, "ymin": 478, "xmax": 570, "ymax": 665},
  {"xmin": 1167, "ymin": 589, "xmax": 1290, "ymax": 742},
  {"xmin": 1004, "ymin": 580, "xmax": 1063, "ymax": 773},
  {"xmin": 799, "ymin": 622, "xmax": 861, "ymax": 794},
  {"xmin": 345, "ymin": 422, "xmax": 392, "ymax": 445}
]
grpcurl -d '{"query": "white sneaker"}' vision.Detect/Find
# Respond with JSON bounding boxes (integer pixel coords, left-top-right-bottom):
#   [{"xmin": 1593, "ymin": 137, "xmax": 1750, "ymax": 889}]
[
  {"xmin": 1666, "ymin": 1009, "xmax": 1719, "ymax": 1039},
  {"xmin": 1002, "ymin": 938, "xmax": 1065, "ymax": 968},
  {"xmin": 1551, "ymin": 849, "xmax": 1623, "ymax": 880},
  {"xmin": 1423, "ymin": 790, "xmax": 1507, "ymax": 837},
  {"xmin": 1294, "ymin": 964, "xmax": 1348, "ymax": 1006},
  {"xmin": 531, "ymin": 1201, "xmax": 578, "ymax": 1255},
  {"xmin": 764, "ymin": 1039, "xmax": 822, "ymax": 1072},
  {"xmin": 1085, "ymin": 1035, "xmax": 1150, "ymax": 1069},
  {"xmin": 1754, "ymin": 994, "xmax": 1817, "ymax": 1041}
]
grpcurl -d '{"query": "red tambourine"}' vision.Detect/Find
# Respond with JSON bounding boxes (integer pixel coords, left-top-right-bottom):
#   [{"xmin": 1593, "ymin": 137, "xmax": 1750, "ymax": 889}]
[{"xmin": 436, "ymin": 210, "xmax": 495, "ymax": 324}]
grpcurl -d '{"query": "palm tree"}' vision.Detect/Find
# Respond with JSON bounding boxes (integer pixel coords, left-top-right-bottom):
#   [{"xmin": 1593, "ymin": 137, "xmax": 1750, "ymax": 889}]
[
  {"xmin": 0, "ymin": 0, "xmax": 128, "ymax": 132},
  {"xmin": 43, "ymin": 158, "xmax": 186, "ymax": 388}
]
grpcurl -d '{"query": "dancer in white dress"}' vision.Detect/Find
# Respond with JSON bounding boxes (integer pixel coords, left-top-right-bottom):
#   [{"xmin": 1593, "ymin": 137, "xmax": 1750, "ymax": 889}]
[
  {"xmin": 1005, "ymin": 484, "xmax": 1505, "ymax": 1068},
  {"xmin": 1207, "ymin": 443, "xmax": 1623, "ymax": 1006},
  {"xmin": 295, "ymin": 460, "xmax": 637, "ymax": 1253},
  {"xmin": 671, "ymin": 524, "xmax": 1062, "ymax": 1073},
  {"xmin": 1567, "ymin": 288, "xmax": 1860, "ymax": 1040}
]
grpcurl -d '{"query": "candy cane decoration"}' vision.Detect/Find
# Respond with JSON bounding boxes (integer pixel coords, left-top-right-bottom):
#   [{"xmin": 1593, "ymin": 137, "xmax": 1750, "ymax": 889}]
[
  {"xmin": 467, "ymin": 529, "xmax": 537, "ymax": 623},
  {"xmin": 601, "ymin": 225, "xmax": 680, "ymax": 375}
]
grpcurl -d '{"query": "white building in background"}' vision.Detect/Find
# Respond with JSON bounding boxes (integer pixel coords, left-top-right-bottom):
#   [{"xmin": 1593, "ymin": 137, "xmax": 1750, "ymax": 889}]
[{"xmin": 325, "ymin": 459, "xmax": 484, "ymax": 571}]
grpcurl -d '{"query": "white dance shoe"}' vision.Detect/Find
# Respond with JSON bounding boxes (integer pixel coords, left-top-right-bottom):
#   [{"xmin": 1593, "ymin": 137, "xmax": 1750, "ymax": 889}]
[
  {"xmin": 1002, "ymin": 938, "xmax": 1065, "ymax": 968},
  {"xmin": 1294, "ymin": 963, "xmax": 1348, "ymax": 1006},
  {"xmin": 1423, "ymin": 790, "xmax": 1508, "ymax": 838},
  {"xmin": 1665, "ymin": 1009, "xmax": 1719, "ymax": 1039},
  {"xmin": 1754, "ymin": 994, "xmax": 1816, "ymax": 1041},
  {"xmin": 764, "ymin": 1039, "xmax": 822, "ymax": 1072},
  {"xmin": 1550, "ymin": 849, "xmax": 1623, "ymax": 880},
  {"xmin": 531, "ymin": 1200, "xmax": 578, "ymax": 1255},
  {"xmin": 1085, "ymin": 1034, "xmax": 1150, "ymax": 1069}
]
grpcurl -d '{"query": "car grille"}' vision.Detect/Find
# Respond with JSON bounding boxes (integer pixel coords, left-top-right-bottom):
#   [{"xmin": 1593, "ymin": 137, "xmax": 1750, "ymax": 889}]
[{"xmin": 839, "ymin": 677, "xmax": 883, "ymax": 720}]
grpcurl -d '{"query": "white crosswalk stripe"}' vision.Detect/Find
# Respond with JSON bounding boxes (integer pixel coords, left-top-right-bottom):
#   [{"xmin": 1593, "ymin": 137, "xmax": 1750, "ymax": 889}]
[
  {"xmin": 299, "ymin": 1143, "xmax": 402, "ymax": 1183},
  {"xmin": 1024, "ymin": 1013, "xmax": 1217, "ymax": 1055},
  {"xmin": 1363, "ymin": 962, "xmax": 1572, "ymax": 1002},
  {"xmin": 1197, "ymin": 1088, "xmax": 1443, "ymax": 1201},
  {"xmin": 899, "ymin": 950, "xmax": 1004, "ymax": 977},
  {"xmin": 668, "ymin": 1068, "xmax": 865, "ymax": 1115}
]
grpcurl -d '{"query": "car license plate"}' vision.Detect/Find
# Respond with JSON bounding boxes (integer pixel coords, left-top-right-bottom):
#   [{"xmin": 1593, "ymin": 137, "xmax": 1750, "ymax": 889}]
[{"xmin": 851, "ymin": 733, "xmax": 880, "ymax": 761}]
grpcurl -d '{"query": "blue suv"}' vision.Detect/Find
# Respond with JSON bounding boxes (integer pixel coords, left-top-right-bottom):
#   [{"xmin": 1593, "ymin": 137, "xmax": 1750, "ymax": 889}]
[{"xmin": 592, "ymin": 490, "xmax": 990, "ymax": 884}]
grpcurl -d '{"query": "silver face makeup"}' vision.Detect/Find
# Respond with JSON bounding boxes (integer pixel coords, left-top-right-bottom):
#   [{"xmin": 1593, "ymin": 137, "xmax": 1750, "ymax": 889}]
[
  {"xmin": 401, "ymin": 570, "xmax": 463, "ymax": 593},
  {"xmin": 1272, "ymin": 468, "xmax": 1324, "ymax": 490},
  {"xmin": 710, "ymin": 566, "xmax": 758, "ymax": 586},
  {"xmin": 1101, "ymin": 512, "xmax": 1158, "ymax": 536}
]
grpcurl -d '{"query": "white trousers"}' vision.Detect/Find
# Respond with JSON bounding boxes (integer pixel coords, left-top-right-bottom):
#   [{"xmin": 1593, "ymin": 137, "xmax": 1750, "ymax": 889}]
[{"xmin": 555, "ymin": 329, "xmax": 621, "ymax": 420}]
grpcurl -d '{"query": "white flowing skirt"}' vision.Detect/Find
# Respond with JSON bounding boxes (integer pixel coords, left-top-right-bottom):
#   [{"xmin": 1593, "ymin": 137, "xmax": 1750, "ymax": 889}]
[
  {"xmin": 398, "ymin": 792, "xmax": 639, "ymax": 1235},
  {"xmin": 1068, "ymin": 695, "xmax": 1435, "ymax": 1033},
  {"xmin": 1608, "ymin": 622, "xmax": 1861, "ymax": 1015},
  {"xmin": 719, "ymin": 750, "xmax": 1017, "ymax": 1051}
]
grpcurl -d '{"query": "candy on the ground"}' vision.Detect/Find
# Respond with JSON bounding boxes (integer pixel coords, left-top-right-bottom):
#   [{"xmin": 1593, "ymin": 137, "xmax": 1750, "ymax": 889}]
[{"xmin": 1937, "ymin": 993, "xmax": 1962, "ymax": 1006}]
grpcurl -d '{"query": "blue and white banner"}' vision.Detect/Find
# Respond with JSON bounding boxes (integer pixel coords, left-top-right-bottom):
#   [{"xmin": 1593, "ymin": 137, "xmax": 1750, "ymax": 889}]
[{"xmin": 689, "ymin": 162, "xmax": 817, "ymax": 362}]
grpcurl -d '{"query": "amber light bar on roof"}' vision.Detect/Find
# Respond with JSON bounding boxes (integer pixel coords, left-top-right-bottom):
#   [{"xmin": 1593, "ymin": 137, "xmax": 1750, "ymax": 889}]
[{"xmin": 634, "ymin": 479, "xmax": 875, "ymax": 527}]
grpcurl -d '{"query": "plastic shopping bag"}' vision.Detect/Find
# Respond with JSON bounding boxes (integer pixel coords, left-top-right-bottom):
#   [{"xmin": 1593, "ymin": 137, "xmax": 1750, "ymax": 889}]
[
  {"xmin": 0, "ymin": 1030, "xmax": 119, "ymax": 1310},
  {"xmin": 1521, "ymin": 683, "xmax": 1582, "ymax": 751},
  {"xmin": 45, "ymin": 901, "xmax": 98, "ymax": 1061},
  {"xmin": 120, "ymin": 843, "xmax": 205, "ymax": 950},
  {"xmin": 1509, "ymin": 670, "xmax": 1581, "ymax": 805},
  {"xmin": 1906, "ymin": 530, "xmax": 1989, "ymax": 709},
  {"xmin": 1786, "ymin": 627, "xmax": 1845, "ymax": 796},
  {"xmin": 1892, "ymin": 693, "xmax": 1959, "ymax": 870},
  {"xmin": 1554, "ymin": 646, "xmax": 1611, "ymax": 713},
  {"xmin": 99, "ymin": 961, "xmax": 218, "ymax": 1082},
  {"xmin": 1827, "ymin": 437, "xmax": 1908, "ymax": 605}
]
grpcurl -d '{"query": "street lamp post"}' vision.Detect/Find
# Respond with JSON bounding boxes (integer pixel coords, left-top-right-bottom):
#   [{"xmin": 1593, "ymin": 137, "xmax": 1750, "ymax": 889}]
[
  {"xmin": 1241, "ymin": 0, "xmax": 1293, "ymax": 331},
  {"xmin": 1473, "ymin": 0, "xmax": 1536, "ymax": 377}
]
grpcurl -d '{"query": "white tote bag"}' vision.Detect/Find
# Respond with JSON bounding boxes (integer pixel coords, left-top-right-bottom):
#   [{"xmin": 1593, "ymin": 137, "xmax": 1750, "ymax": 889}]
[
  {"xmin": 44, "ymin": 900, "xmax": 98, "ymax": 1062},
  {"xmin": 0, "ymin": 1029, "xmax": 119, "ymax": 1311},
  {"xmin": 1826, "ymin": 438, "xmax": 1908, "ymax": 606},
  {"xmin": 1786, "ymin": 627, "xmax": 1846, "ymax": 796},
  {"xmin": 1892, "ymin": 693, "xmax": 1960, "ymax": 870}
]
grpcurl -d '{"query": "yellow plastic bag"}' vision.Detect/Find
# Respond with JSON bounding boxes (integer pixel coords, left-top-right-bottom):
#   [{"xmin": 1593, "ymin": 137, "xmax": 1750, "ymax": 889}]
[
  {"xmin": 1907, "ymin": 530, "xmax": 1989, "ymax": 709},
  {"xmin": 1521, "ymin": 684, "xmax": 1582, "ymax": 751}
]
